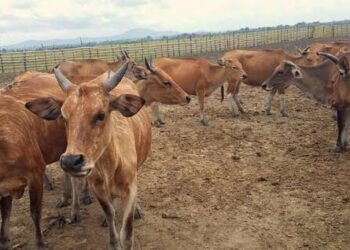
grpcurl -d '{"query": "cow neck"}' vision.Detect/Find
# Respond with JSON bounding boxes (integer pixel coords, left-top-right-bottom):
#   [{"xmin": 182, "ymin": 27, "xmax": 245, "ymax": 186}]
[
  {"xmin": 208, "ymin": 65, "xmax": 229, "ymax": 87},
  {"xmin": 293, "ymin": 60, "xmax": 337, "ymax": 104},
  {"xmin": 134, "ymin": 80, "xmax": 152, "ymax": 104}
]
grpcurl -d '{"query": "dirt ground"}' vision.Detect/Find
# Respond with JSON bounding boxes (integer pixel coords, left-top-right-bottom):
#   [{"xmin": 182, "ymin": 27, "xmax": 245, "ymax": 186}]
[{"xmin": 1, "ymin": 38, "xmax": 350, "ymax": 250}]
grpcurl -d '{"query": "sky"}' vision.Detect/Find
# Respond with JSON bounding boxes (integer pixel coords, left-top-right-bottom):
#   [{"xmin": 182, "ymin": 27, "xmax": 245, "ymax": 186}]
[{"xmin": 0, "ymin": 0, "xmax": 348, "ymax": 46}]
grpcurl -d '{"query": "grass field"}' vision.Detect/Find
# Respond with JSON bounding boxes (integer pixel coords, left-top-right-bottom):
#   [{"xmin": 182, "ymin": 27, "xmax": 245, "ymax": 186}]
[{"xmin": 1, "ymin": 23, "xmax": 349, "ymax": 73}]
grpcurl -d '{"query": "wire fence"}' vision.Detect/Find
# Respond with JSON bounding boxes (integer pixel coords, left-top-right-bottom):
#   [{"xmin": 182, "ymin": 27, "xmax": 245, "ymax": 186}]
[{"xmin": 1, "ymin": 23, "xmax": 350, "ymax": 73}]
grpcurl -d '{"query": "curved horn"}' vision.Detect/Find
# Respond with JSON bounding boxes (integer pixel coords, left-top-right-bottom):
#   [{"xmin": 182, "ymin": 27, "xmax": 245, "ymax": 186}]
[
  {"xmin": 284, "ymin": 60, "xmax": 298, "ymax": 68},
  {"xmin": 123, "ymin": 50, "xmax": 130, "ymax": 59},
  {"xmin": 104, "ymin": 61, "xmax": 129, "ymax": 92},
  {"xmin": 53, "ymin": 68, "xmax": 73, "ymax": 92},
  {"xmin": 317, "ymin": 52, "xmax": 339, "ymax": 64},
  {"xmin": 145, "ymin": 58, "xmax": 155, "ymax": 73}
]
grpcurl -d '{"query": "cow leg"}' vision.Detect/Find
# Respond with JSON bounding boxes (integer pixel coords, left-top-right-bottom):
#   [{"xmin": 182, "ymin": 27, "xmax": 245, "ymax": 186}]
[
  {"xmin": 0, "ymin": 196, "xmax": 12, "ymax": 250},
  {"xmin": 227, "ymin": 79, "xmax": 240, "ymax": 117},
  {"xmin": 232, "ymin": 80, "xmax": 246, "ymax": 114},
  {"xmin": 332, "ymin": 108, "xmax": 349, "ymax": 153},
  {"xmin": 152, "ymin": 103, "xmax": 165, "ymax": 128},
  {"xmin": 278, "ymin": 89, "xmax": 288, "ymax": 117},
  {"xmin": 266, "ymin": 89, "xmax": 276, "ymax": 115},
  {"xmin": 196, "ymin": 88, "xmax": 208, "ymax": 126},
  {"xmin": 70, "ymin": 177, "xmax": 82, "ymax": 223},
  {"xmin": 120, "ymin": 181, "xmax": 137, "ymax": 250},
  {"xmin": 134, "ymin": 202, "xmax": 144, "ymax": 220},
  {"xmin": 56, "ymin": 172, "xmax": 72, "ymax": 208},
  {"xmin": 29, "ymin": 175, "xmax": 45, "ymax": 249},
  {"xmin": 43, "ymin": 173, "xmax": 54, "ymax": 191},
  {"xmin": 81, "ymin": 179, "xmax": 93, "ymax": 205}
]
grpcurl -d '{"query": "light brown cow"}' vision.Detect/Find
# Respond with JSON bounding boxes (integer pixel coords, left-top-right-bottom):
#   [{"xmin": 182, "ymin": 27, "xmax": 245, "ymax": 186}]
[
  {"xmin": 260, "ymin": 56, "xmax": 350, "ymax": 153},
  {"xmin": 53, "ymin": 51, "xmax": 135, "ymax": 84},
  {"xmin": 134, "ymin": 57, "xmax": 246, "ymax": 126},
  {"xmin": 0, "ymin": 94, "xmax": 53, "ymax": 250},
  {"xmin": 301, "ymin": 41, "xmax": 350, "ymax": 61},
  {"xmin": 219, "ymin": 49, "xmax": 319, "ymax": 117},
  {"xmin": 26, "ymin": 62, "xmax": 148, "ymax": 249}
]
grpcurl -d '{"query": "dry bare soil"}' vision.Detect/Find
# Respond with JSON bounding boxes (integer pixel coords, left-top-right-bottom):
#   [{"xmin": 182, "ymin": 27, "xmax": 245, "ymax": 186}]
[{"xmin": 1, "ymin": 39, "xmax": 349, "ymax": 250}]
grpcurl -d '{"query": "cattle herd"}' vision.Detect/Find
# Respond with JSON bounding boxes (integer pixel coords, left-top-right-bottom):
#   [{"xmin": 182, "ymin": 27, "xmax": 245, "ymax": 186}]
[{"xmin": 0, "ymin": 40, "xmax": 349, "ymax": 250}]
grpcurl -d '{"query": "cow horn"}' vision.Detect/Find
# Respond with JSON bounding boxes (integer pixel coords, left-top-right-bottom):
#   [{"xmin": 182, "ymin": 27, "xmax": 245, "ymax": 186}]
[
  {"xmin": 124, "ymin": 50, "xmax": 130, "ymax": 59},
  {"xmin": 145, "ymin": 58, "xmax": 156, "ymax": 73},
  {"xmin": 317, "ymin": 52, "xmax": 339, "ymax": 64},
  {"xmin": 284, "ymin": 60, "xmax": 298, "ymax": 68},
  {"xmin": 53, "ymin": 68, "xmax": 73, "ymax": 92},
  {"xmin": 299, "ymin": 47, "xmax": 310, "ymax": 55},
  {"xmin": 104, "ymin": 61, "xmax": 129, "ymax": 92}
]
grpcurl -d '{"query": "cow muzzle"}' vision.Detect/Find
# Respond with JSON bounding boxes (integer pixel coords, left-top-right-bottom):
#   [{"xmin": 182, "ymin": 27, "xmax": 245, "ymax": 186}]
[
  {"xmin": 186, "ymin": 96, "xmax": 191, "ymax": 104},
  {"xmin": 261, "ymin": 82, "xmax": 272, "ymax": 91},
  {"xmin": 240, "ymin": 74, "xmax": 248, "ymax": 80},
  {"xmin": 60, "ymin": 154, "xmax": 91, "ymax": 177}
]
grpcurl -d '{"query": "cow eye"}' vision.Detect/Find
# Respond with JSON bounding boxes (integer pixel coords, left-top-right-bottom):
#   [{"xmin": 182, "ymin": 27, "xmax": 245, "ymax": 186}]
[
  {"xmin": 277, "ymin": 70, "xmax": 284, "ymax": 75},
  {"xmin": 93, "ymin": 112, "xmax": 105, "ymax": 125},
  {"xmin": 163, "ymin": 81, "xmax": 171, "ymax": 87}
]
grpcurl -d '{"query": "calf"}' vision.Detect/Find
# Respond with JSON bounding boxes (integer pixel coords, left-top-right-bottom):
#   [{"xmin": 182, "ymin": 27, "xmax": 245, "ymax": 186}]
[
  {"xmin": 261, "ymin": 58, "xmax": 349, "ymax": 152},
  {"xmin": 219, "ymin": 49, "xmax": 319, "ymax": 117},
  {"xmin": 27, "ymin": 62, "xmax": 149, "ymax": 249}
]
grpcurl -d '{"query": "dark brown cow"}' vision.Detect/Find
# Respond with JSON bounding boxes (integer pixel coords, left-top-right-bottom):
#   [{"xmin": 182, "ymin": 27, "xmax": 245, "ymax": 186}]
[
  {"xmin": 261, "ymin": 57, "xmax": 349, "ymax": 152},
  {"xmin": 219, "ymin": 49, "xmax": 319, "ymax": 117},
  {"xmin": 26, "ymin": 62, "xmax": 149, "ymax": 250},
  {"xmin": 134, "ymin": 57, "xmax": 246, "ymax": 126}
]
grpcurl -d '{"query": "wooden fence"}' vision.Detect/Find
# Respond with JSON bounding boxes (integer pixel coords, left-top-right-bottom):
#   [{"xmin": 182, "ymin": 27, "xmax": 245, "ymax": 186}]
[{"xmin": 1, "ymin": 23, "xmax": 350, "ymax": 73}]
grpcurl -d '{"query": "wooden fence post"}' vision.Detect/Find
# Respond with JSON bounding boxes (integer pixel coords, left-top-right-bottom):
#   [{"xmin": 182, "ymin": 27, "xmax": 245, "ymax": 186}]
[
  {"xmin": 23, "ymin": 52, "xmax": 27, "ymax": 72},
  {"xmin": 190, "ymin": 36, "xmax": 193, "ymax": 55},
  {"xmin": 44, "ymin": 50, "xmax": 48, "ymax": 71},
  {"xmin": 0, "ymin": 53, "xmax": 4, "ymax": 73}
]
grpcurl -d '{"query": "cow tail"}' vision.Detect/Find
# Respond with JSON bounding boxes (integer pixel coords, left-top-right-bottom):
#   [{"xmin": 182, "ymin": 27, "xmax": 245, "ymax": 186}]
[{"xmin": 221, "ymin": 85, "xmax": 224, "ymax": 103}]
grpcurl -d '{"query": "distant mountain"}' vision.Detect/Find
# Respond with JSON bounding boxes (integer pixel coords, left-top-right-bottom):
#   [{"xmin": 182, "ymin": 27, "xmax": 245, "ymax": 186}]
[{"xmin": 3, "ymin": 28, "xmax": 181, "ymax": 50}]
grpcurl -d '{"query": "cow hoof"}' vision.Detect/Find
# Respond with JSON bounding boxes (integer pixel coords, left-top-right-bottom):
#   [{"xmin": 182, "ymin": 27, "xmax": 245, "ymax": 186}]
[
  {"xmin": 100, "ymin": 217, "xmax": 108, "ymax": 227},
  {"xmin": 134, "ymin": 206, "xmax": 144, "ymax": 220},
  {"xmin": 44, "ymin": 182, "xmax": 54, "ymax": 191},
  {"xmin": 200, "ymin": 119, "xmax": 209, "ymax": 126},
  {"xmin": 0, "ymin": 237, "xmax": 10, "ymax": 250},
  {"xmin": 230, "ymin": 112, "xmax": 240, "ymax": 118},
  {"xmin": 70, "ymin": 213, "xmax": 81, "ymax": 224},
  {"xmin": 152, "ymin": 120, "xmax": 163, "ymax": 128},
  {"xmin": 329, "ymin": 146, "xmax": 346, "ymax": 154},
  {"xmin": 109, "ymin": 243, "xmax": 121, "ymax": 250},
  {"xmin": 281, "ymin": 112, "xmax": 289, "ymax": 117},
  {"xmin": 266, "ymin": 110, "xmax": 272, "ymax": 116},
  {"xmin": 81, "ymin": 195, "xmax": 93, "ymax": 205},
  {"xmin": 36, "ymin": 240, "xmax": 46, "ymax": 250},
  {"xmin": 56, "ymin": 199, "xmax": 70, "ymax": 208},
  {"xmin": 159, "ymin": 120, "xmax": 166, "ymax": 125}
]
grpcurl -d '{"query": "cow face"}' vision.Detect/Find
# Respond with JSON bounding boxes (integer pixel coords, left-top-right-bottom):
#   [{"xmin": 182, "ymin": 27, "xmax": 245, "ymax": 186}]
[
  {"xmin": 217, "ymin": 57, "xmax": 248, "ymax": 80},
  {"xmin": 132, "ymin": 59, "xmax": 191, "ymax": 105},
  {"xmin": 26, "ymin": 62, "xmax": 145, "ymax": 177},
  {"xmin": 262, "ymin": 61, "xmax": 303, "ymax": 91},
  {"xmin": 299, "ymin": 46, "xmax": 322, "ymax": 65}
]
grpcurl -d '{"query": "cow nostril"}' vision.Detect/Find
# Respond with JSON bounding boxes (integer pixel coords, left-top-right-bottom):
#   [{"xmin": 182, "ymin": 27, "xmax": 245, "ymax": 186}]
[
  {"xmin": 60, "ymin": 154, "xmax": 85, "ymax": 171},
  {"xmin": 262, "ymin": 84, "xmax": 267, "ymax": 90},
  {"xmin": 242, "ymin": 74, "xmax": 248, "ymax": 80},
  {"xmin": 73, "ymin": 154, "xmax": 84, "ymax": 166},
  {"xmin": 186, "ymin": 96, "xmax": 191, "ymax": 104}
]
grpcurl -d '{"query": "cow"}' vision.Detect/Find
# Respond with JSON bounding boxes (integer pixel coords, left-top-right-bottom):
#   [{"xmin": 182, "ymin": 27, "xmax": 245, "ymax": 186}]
[
  {"xmin": 219, "ymin": 48, "xmax": 319, "ymax": 117},
  {"xmin": 260, "ymin": 57, "xmax": 349, "ymax": 153},
  {"xmin": 26, "ymin": 62, "xmax": 148, "ymax": 250},
  {"xmin": 52, "ymin": 51, "xmax": 135, "ymax": 84},
  {"xmin": 300, "ymin": 41, "xmax": 350, "ymax": 62},
  {"xmin": 133, "ymin": 57, "xmax": 247, "ymax": 126},
  {"xmin": 0, "ymin": 94, "xmax": 51, "ymax": 250},
  {"xmin": 15, "ymin": 59, "xmax": 190, "ymax": 225}
]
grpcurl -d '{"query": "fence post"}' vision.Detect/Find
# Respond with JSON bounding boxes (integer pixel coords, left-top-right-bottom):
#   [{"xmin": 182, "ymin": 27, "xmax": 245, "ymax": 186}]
[
  {"xmin": 177, "ymin": 39, "xmax": 181, "ymax": 56},
  {"xmin": 0, "ymin": 53, "xmax": 4, "ymax": 73},
  {"xmin": 44, "ymin": 50, "xmax": 48, "ymax": 71},
  {"xmin": 23, "ymin": 52, "xmax": 27, "ymax": 72},
  {"xmin": 190, "ymin": 36, "xmax": 193, "ymax": 55},
  {"xmin": 89, "ymin": 48, "xmax": 92, "ymax": 59}
]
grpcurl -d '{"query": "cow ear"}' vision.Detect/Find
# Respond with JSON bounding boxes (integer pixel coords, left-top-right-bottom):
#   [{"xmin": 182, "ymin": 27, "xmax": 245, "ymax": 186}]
[
  {"xmin": 339, "ymin": 57, "xmax": 349, "ymax": 76},
  {"xmin": 291, "ymin": 68, "xmax": 303, "ymax": 79},
  {"xmin": 132, "ymin": 66, "xmax": 149, "ymax": 80},
  {"xmin": 25, "ymin": 97, "xmax": 62, "ymax": 120},
  {"xmin": 109, "ymin": 94, "xmax": 145, "ymax": 117}
]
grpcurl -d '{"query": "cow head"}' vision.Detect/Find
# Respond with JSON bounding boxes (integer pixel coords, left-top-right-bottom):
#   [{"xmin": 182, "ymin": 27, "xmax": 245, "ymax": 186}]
[
  {"xmin": 26, "ymin": 62, "xmax": 145, "ymax": 177},
  {"xmin": 118, "ymin": 50, "xmax": 136, "ymax": 71},
  {"xmin": 318, "ymin": 52, "xmax": 350, "ymax": 108},
  {"xmin": 298, "ymin": 47, "xmax": 321, "ymax": 65},
  {"xmin": 217, "ymin": 57, "xmax": 248, "ymax": 80},
  {"xmin": 132, "ymin": 58, "xmax": 191, "ymax": 105},
  {"xmin": 262, "ymin": 60, "xmax": 303, "ymax": 91}
]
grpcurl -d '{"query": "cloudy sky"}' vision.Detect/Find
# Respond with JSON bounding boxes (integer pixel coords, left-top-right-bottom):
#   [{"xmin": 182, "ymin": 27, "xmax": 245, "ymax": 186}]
[{"xmin": 0, "ymin": 0, "xmax": 348, "ymax": 46}]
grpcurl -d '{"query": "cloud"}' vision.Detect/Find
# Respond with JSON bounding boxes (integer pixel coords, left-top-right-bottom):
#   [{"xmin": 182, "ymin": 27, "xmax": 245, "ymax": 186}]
[{"xmin": 0, "ymin": 0, "xmax": 348, "ymax": 46}]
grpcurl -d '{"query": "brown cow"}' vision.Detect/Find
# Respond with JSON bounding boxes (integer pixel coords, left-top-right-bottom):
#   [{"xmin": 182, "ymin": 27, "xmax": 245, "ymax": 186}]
[
  {"xmin": 15, "ymin": 60, "xmax": 190, "ymax": 224},
  {"xmin": 0, "ymin": 94, "xmax": 50, "ymax": 250},
  {"xmin": 134, "ymin": 57, "xmax": 246, "ymax": 126},
  {"xmin": 26, "ymin": 62, "xmax": 149, "ymax": 250},
  {"xmin": 53, "ymin": 51, "xmax": 135, "ymax": 84},
  {"xmin": 219, "ymin": 48, "xmax": 319, "ymax": 117},
  {"xmin": 261, "ymin": 58, "xmax": 350, "ymax": 153},
  {"xmin": 301, "ymin": 41, "xmax": 350, "ymax": 61}
]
